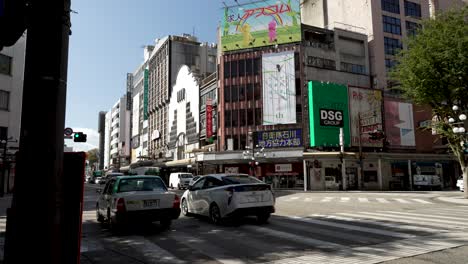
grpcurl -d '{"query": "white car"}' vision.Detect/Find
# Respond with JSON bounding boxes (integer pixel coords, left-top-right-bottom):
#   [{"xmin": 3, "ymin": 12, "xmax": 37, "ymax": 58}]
[
  {"xmin": 181, "ymin": 174, "xmax": 275, "ymax": 224},
  {"xmin": 457, "ymin": 177, "xmax": 464, "ymax": 192},
  {"xmin": 96, "ymin": 175, "xmax": 181, "ymax": 232},
  {"xmin": 169, "ymin": 172, "xmax": 193, "ymax": 190}
]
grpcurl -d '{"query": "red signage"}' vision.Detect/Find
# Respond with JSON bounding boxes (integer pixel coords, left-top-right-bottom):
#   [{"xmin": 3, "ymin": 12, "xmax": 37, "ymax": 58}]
[{"xmin": 206, "ymin": 99, "xmax": 213, "ymax": 138}]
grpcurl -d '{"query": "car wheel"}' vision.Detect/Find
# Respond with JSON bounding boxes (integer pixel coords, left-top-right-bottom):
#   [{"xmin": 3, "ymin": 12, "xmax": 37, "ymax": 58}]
[
  {"xmin": 160, "ymin": 219, "xmax": 172, "ymax": 229},
  {"xmin": 181, "ymin": 198, "xmax": 192, "ymax": 217},
  {"xmin": 257, "ymin": 213, "xmax": 271, "ymax": 224},
  {"xmin": 209, "ymin": 203, "xmax": 222, "ymax": 225},
  {"xmin": 170, "ymin": 183, "xmax": 173, "ymax": 189},
  {"xmin": 177, "ymin": 184, "xmax": 181, "ymax": 190}
]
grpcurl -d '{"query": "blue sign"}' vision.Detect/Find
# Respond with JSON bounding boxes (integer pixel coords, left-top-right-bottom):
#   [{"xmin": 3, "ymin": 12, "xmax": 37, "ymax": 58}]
[{"xmin": 254, "ymin": 129, "xmax": 302, "ymax": 148}]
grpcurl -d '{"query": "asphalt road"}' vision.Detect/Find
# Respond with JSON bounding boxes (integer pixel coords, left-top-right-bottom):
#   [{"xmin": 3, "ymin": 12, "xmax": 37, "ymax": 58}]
[{"xmin": 81, "ymin": 184, "xmax": 468, "ymax": 264}]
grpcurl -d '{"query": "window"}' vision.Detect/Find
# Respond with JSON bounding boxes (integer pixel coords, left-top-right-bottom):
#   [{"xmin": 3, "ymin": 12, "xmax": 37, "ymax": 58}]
[
  {"xmin": 222, "ymin": 175, "xmax": 262, "ymax": 184},
  {"xmin": 247, "ymin": 109, "xmax": 254, "ymax": 126},
  {"xmin": 0, "ymin": 54, "xmax": 12, "ymax": 75},
  {"xmin": 240, "ymin": 109, "xmax": 246, "ymax": 126},
  {"xmin": 232, "ymin": 109, "xmax": 239, "ymax": 126},
  {"xmin": 247, "ymin": 84, "xmax": 254, "ymax": 101},
  {"xmin": 0, "ymin": 127, "xmax": 7, "ymax": 140},
  {"xmin": 381, "ymin": 0, "xmax": 400, "ymax": 14},
  {"xmin": 406, "ymin": 21, "xmax": 421, "ymax": 36},
  {"xmin": 384, "ymin": 37, "xmax": 402, "ymax": 55},
  {"xmin": 239, "ymin": 59, "xmax": 245, "ymax": 76},
  {"xmin": 253, "ymin": 58, "xmax": 261, "ymax": 74},
  {"xmin": 295, "ymin": 78, "xmax": 302, "ymax": 96},
  {"xmin": 306, "ymin": 56, "xmax": 336, "ymax": 70},
  {"xmin": 230, "ymin": 60, "xmax": 238, "ymax": 77},
  {"xmin": 223, "ymin": 61, "xmax": 230, "ymax": 78},
  {"xmin": 191, "ymin": 178, "xmax": 206, "ymax": 191},
  {"xmin": 224, "ymin": 86, "xmax": 231, "ymax": 102},
  {"xmin": 405, "ymin": 1, "xmax": 421, "ymax": 18},
  {"xmin": 385, "ymin": 59, "xmax": 397, "ymax": 71},
  {"xmin": 341, "ymin": 62, "xmax": 366, "ymax": 74},
  {"xmin": 203, "ymin": 177, "xmax": 224, "ymax": 189},
  {"xmin": 231, "ymin": 85, "xmax": 238, "ymax": 102},
  {"xmin": 254, "ymin": 83, "xmax": 261, "ymax": 100},
  {"xmin": 0, "ymin": 91, "xmax": 10, "ymax": 111},
  {"xmin": 383, "ymin": 15, "xmax": 401, "ymax": 35},
  {"xmin": 255, "ymin": 108, "xmax": 262, "ymax": 126},
  {"xmin": 239, "ymin": 85, "xmax": 245, "ymax": 101},
  {"xmin": 246, "ymin": 58, "xmax": 253, "ymax": 75},
  {"xmin": 225, "ymin": 110, "xmax": 231, "ymax": 127}
]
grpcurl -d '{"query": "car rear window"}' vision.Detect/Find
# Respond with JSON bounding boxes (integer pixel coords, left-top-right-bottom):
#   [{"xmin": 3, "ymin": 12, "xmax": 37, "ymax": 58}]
[
  {"xmin": 117, "ymin": 178, "xmax": 167, "ymax": 193},
  {"xmin": 180, "ymin": 174, "xmax": 193, "ymax": 178},
  {"xmin": 222, "ymin": 175, "xmax": 263, "ymax": 184}
]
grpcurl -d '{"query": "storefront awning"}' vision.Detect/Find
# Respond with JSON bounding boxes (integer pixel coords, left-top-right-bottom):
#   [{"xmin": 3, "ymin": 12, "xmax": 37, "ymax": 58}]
[
  {"xmin": 165, "ymin": 158, "xmax": 195, "ymax": 167},
  {"xmin": 303, "ymin": 152, "xmax": 358, "ymax": 159}
]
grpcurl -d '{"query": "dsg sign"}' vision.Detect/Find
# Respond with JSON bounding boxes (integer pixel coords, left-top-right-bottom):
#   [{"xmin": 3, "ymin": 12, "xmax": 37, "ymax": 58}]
[{"xmin": 320, "ymin": 109, "xmax": 343, "ymax": 127}]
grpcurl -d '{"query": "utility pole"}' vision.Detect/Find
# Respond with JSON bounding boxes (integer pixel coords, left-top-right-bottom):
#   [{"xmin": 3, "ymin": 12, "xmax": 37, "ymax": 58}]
[{"xmin": 4, "ymin": 0, "xmax": 72, "ymax": 263}]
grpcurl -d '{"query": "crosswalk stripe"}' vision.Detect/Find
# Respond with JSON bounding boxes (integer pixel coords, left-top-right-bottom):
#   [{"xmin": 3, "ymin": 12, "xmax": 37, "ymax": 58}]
[
  {"xmin": 168, "ymin": 232, "xmax": 246, "ymax": 264},
  {"xmin": 107, "ymin": 236, "xmax": 186, "ymax": 264},
  {"xmin": 410, "ymin": 199, "xmax": 433, "ymax": 204},
  {"xmin": 358, "ymin": 212, "xmax": 468, "ymax": 227},
  {"xmin": 241, "ymin": 225, "xmax": 344, "ymax": 249},
  {"xmin": 383, "ymin": 211, "xmax": 468, "ymax": 222},
  {"xmin": 329, "ymin": 213, "xmax": 444, "ymax": 233},
  {"xmin": 358, "ymin": 198, "xmax": 369, "ymax": 202},
  {"xmin": 304, "ymin": 197, "xmax": 313, "ymax": 202},
  {"xmin": 428, "ymin": 207, "xmax": 468, "ymax": 214},
  {"xmin": 340, "ymin": 197, "xmax": 350, "ymax": 202},
  {"xmin": 418, "ymin": 209, "xmax": 468, "ymax": 217},
  {"xmin": 393, "ymin": 198, "xmax": 410, "ymax": 204},
  {"xmin": 289, "ymin": 196, "xmax": 300, "ymax": 200},
  {"xmin": 342, "ymin": 212, "xmax": 463, "ymax": 230},
  {"xmin": 285, "ymin": 215, "xmax": 414, "ymax": 238},
  {"xmin": 376, "ymin": 198, "xmax": 389, "ymax": 203},
  {"xmin": 321, "ymin": 197, "xmax": 333, "ymax": 202}
]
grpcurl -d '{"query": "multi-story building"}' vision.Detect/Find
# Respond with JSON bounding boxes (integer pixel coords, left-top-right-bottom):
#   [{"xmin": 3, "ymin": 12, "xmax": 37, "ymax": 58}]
[
  {"xmin": 103, "ymin": 95, "xmax": 130, "ymax": 169},
  {"xmin": 147, "ymin": 34, "xmax": 217, "ymax": 160},
  {"xmin": 98, "ymin": 111, "xmax": 106, "ymax": 170},
  {"xmin": 129, "ymin": 46, "xmax": 153, "ymax": 164},
  {"xmin": 0, "ymin": 35, "xmax": 25, "ymax": 154}
]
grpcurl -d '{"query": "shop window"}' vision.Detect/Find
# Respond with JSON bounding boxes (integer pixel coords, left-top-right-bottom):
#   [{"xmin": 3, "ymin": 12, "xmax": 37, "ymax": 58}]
[
  {"xmin": 240, "ymin": 109, "xmax": 246, "ymax": 126},
  {"xmin": 247, "ymin": 109, "xmax": 254, "ymax": 126},
  {"xmin": 255, "ymin": 108, "xmax": 262, "ymax": 126},
  {"xmin": 232, "ymin": 109, "xmax": 239, "ymax": 126}
]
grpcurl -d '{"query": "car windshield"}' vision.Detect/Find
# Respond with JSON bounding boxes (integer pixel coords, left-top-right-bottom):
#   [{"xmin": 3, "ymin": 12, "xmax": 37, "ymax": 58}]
[
  {"xmin": 180, "ymin": 174, "xmax": 193, "ymax": 178},
  {"xmin": 222, "ymin": 175, "xmax": 263, "ymax": 184},
  {"xmin": 117, "ymin": 177, "xmax": 167, "ymax": 193}
]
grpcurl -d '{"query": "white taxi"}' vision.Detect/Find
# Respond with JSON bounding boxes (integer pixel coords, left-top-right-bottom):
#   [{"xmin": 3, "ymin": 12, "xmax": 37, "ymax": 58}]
[
  {"xmin": 96, "ymin": 175, "xmax": 181, "ymax": 231},
  {"xmin": 181, "ymin": 174, "xmax": 275, "ymax": 224}
]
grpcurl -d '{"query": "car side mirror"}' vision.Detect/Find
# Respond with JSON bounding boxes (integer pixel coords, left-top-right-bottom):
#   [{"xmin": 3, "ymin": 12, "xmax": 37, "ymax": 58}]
[{"xmin": 96, "ymin": 189, "xmax": 102, "ymax": 194}]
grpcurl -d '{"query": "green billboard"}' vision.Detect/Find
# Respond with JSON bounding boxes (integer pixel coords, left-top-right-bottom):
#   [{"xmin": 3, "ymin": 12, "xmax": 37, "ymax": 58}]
[
  {"xmin": 221, "ymin": 0, "xmax": 301, "ymax": 52},
  {"xmin": 308, "ymin": 81, "xmax": 350, "ymax": 147}
]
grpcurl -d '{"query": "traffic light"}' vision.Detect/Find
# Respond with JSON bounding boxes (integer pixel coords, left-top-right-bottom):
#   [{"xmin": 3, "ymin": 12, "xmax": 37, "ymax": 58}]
[
  {"xmin": 73, "ymin": 132, "xmax": 87, "ymax": 143},
  {"xmin": 0, "ymin": 0, "xmax": 27, "ymax": 49}
]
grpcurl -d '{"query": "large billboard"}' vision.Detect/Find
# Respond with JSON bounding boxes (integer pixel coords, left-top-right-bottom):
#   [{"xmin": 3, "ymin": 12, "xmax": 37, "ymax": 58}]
[
  {"xmin": 262, "ymin": 51, "xmax": 296, "ymax": 125},
  {"xmin": 348, "ymin": 87, "xmax": 383, "ymax": 147},
  {"xmin": 221, "ymin": 0, "xmax": 301, "ymax": 52},
  {"xmin": 385, "ymin": 100, "xmax": 416, "ymax": 147},
  {"xmin": 308, "ymin": 81, "xmax": 350, "ymax": 147},
  {"xmin": 254, "ymin": 128, "xmax": 302, "ymax": 148}
]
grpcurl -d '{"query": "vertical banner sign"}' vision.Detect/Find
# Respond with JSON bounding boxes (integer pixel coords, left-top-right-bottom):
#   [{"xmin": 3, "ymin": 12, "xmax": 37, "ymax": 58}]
[
  {"xmin": 348, "ymin": 87, "xmax": 383, "ymax": 147},
  {"xmin": 221, "ymin": 0, "xmax": 301, "ymax": 51},
  {"xmin": 384, "ymin": 100, "xmax": 416, "ymax": 146},
  {"xmin": 143, "ymin": 69, "xmax": 149, "ymax": 120},
  {"xmin": 206, "ymin": 98, "xmax": 213, "ymax": 138},
  {"xmin": 126, "ymin": 73, "xmax": 133, "ymax": 111},
  {"xmin": 262, "ymin": 51, "xmax": 296, "ymax": 125}
]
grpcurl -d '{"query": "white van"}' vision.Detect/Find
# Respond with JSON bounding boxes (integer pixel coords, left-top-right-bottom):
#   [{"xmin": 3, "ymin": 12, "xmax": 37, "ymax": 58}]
[{"xmin": 169, "ymin": 172, "xmax": 193, "ymax": 189}]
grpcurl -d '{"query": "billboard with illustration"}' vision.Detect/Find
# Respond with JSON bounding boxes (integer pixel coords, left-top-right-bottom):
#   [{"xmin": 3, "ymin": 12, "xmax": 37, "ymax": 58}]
[
  {"xmin": 384, "ymin": 100, "xmax": 416, "ymax": 147},
  {"xmin": 308, "ymin": 81, "xmax": 350, "ymax": 147},
  {"xmin": 348, "ymin": 87, "xmax": 383, "ymax": 147},
  {"xmin": 262, "ymin": 51, "xmax": 296, "ymax": 125},
  {"xmin": 221, "ymin": 0, "xmax": 301, "ymax": 52}
]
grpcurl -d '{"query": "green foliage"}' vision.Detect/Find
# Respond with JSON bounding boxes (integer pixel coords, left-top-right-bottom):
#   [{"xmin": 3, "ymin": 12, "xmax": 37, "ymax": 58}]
[
  {"xmin": 86, "ymin": 148, "xmax": 99, "ymax": 166},
  {"xmin": 390, "ymin": 7, "xmax": 468, "ymax": 166}
]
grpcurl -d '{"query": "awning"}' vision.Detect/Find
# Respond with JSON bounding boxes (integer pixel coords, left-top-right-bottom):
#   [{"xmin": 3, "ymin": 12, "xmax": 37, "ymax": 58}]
[
  {"xmin": 303, "ymin": 152, "xmax": 358, "ymax": 159},
  {"xmin": 165, "ymin": 158, "xmax": 195, "ymax": 167}
]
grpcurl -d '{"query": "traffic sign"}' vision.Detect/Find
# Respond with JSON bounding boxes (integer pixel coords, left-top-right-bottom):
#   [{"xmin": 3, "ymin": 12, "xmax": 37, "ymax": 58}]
[{"xmin": 64, "ymin": 127, "xmax": 73, "ymax": 136}]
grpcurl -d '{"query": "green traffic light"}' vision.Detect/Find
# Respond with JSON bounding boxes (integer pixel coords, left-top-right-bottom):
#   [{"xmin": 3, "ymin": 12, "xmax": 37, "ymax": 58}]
[{"xmin": 74, "ymin": 134, "xmax": 79, "ymax": 138}]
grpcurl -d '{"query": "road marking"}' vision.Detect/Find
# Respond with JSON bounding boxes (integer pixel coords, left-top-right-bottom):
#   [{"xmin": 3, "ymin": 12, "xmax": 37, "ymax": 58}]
[
  {"xmin": 168, "ymin": 232, "xmax": 246, "ymax": 264},
  {"xmin": 358, "ymin": 212, "xmax": 468, "ymax": 227},
  {"xmin": 108, "ymin": 236, "xmax": 186, "ymax": 264},
  {"xmin": 411, "ymin": 199, "xmax": 433, "ymax": 204},
  {"xmin": 393, "ymin": 198, "xmax": 411, "ymax": 204},
  {"xmin": 241, "ymin": 225, "xmax": 344, "ymax": 249},
  {"xmin": 383, "ymin": 211, "xmax": 468, "ymax": 222},
  {"xmin": 289, "ymin": 196, "xmax": 300, "ymax": 201},
  {"xmin": 340, "ymin": 197, "xmax": 350, "ymax": 202},
  {"xmin": 358, "ymin": 197, "xmax": 369, "ymax": 203},
  {"xmin": 320, "ymin": 197, "xmax": 334, "ymax": 202},
  {"xmin": 325, "ymin": 213, "xmax": 444, "ymax": 233},
  {"xmin": 304, "ymin": 197, "xmax": 313, "ymax": 202},
  {"xmin": 287, "ymin": 215, "xmax": 414, "ymax": 238},
  {"xmin": 376, "ymin": 198, "xmax": 389, "ymax": 203}
]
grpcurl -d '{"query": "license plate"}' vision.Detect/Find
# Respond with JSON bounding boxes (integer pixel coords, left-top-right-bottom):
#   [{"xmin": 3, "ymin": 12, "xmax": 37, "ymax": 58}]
[{"xmin": 143, "ymin": 199, "xmax": 160, "ymax": 207}]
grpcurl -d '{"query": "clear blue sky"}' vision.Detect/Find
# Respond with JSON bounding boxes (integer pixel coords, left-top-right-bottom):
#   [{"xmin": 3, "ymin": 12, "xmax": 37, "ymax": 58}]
[{"xmin": 66, "ymin": 0, "xmax": 228, "ymax": 134}]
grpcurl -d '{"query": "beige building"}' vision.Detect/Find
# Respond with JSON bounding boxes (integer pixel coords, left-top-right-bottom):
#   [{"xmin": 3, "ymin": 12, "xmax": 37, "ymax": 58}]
[{"xmin": 301, "ymin": 0, "xmax": 465, "ymax": 93}]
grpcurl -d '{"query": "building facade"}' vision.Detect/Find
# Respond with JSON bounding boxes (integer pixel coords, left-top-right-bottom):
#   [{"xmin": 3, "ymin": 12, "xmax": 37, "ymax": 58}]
[
  {"xmin": 104, "ymin": 95, "xmax": 130, "ymax": 169},
  {"xmin": 98, "ymin": 111, "xmax": 106, "ymax": 170},
  {"xmin": 147, "ymin": 35, "xmax": 217, "ymax": 160}
]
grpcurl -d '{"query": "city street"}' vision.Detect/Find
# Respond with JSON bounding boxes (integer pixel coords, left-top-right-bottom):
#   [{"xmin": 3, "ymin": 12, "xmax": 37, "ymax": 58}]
[{"xmin": 78, "ymin": 184, "xmax": 468, "ymax": 264}]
